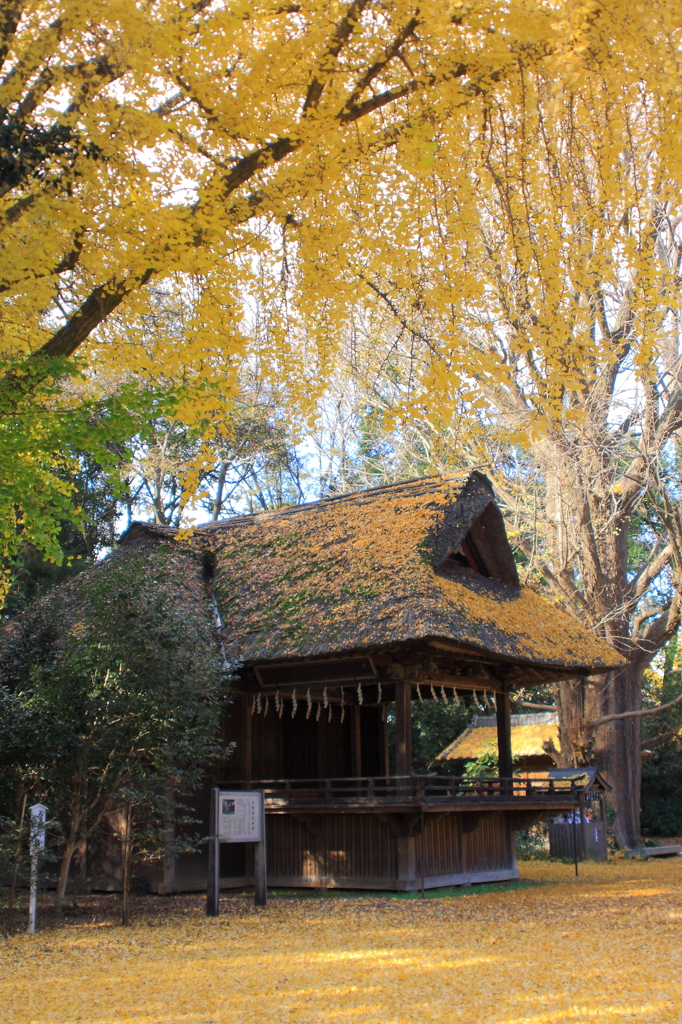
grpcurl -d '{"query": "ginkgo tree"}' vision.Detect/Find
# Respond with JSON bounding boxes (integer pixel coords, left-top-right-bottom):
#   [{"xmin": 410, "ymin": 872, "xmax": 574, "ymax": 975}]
[
  {"xmin": 313, "ymin": 61, "xmax": 682, "ymax": 847},
  {"xmin": 3, "ymin": 0, "xmax": 682, "ymax": 581}
]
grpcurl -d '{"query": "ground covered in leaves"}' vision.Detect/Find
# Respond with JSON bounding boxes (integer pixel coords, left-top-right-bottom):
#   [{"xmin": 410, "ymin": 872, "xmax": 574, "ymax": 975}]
[{"xmin": 2, "ymin": 859, "xmax": 682, "ymax": 1023}]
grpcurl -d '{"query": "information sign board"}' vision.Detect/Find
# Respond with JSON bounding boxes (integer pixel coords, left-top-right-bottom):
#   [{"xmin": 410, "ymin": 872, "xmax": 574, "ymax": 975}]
[{"xmin": 217, "ymin": 791, "xmax": 263, "ymax": 843}]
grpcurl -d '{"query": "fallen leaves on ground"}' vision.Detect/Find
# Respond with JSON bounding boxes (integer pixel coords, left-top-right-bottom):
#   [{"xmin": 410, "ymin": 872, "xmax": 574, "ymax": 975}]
[{"xmin": 2, "ymin": 858, "xmax": 682, "ymax": 1024}]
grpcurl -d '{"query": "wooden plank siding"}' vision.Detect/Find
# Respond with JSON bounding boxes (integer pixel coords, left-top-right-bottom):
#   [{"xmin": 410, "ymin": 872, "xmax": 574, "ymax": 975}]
[{"xmin": 166, "ymin": 811, "xmax": 518, "ymax": 893}]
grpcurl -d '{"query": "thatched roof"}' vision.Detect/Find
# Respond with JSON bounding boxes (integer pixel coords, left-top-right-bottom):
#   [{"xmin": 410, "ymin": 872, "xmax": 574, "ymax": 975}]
[
  {"xmin": 193, "ymin": 473, "xmax": 621, "ymax": 673},
  {"xmin": 437, "ymin": 713, "xmax": 560, "ymax": 762},
  {"xmin": 0, "ymin": 473, "xmax": 624, "ymax": 686},
  {"xmin": 0, "ymin": 539, "xmax": 217, "ymax": 688}
]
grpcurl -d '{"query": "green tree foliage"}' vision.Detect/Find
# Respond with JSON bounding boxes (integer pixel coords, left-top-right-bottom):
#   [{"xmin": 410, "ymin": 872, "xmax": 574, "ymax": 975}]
[
  {"xmin": 0, "ymin": 542, "xmax": 225, "ymax": 917},
  {"xmin": 640, "ymin": 635, "xmax": 682, "ymax": 837},
  {"xmin": 0, "ymin": 358, "xmax": 182, "ymax": 605},
  {"xmin": 641, "ymin": 747, "xmax": 682, "ymax": 838},
  {"xmin": 388, "ymin": 699, "xmax": 473, "ymax": 775},
  {"xmin": 410, "ymin": 699, "xmax": 472, "ymax": 774}
]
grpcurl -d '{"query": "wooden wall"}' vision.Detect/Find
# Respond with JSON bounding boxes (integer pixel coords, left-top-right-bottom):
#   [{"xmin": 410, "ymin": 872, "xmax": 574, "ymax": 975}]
[
  {"xmin": 238, "ymin": 698, "xmax": 386, "ymax": 780},
  {"xmin": 168, "ymin": 810, "xmax": 519, "ymax": 892}
]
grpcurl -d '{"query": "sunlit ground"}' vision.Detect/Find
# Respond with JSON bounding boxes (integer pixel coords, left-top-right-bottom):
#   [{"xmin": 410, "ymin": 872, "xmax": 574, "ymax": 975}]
[{"xmin": 2, "ymin": 858, "xmax": 682, "ymax": 1024}]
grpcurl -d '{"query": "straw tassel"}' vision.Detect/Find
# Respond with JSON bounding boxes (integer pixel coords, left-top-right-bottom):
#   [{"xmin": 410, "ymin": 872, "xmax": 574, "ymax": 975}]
[
  {"xmin": 357, "ymin": 682, "xmax": 363, "ymax": 705},
  {"xmin": 417, "ymin": 682, "xmax": 423, "ymax": 702},
  {"xmin": 323, "ymin": 686, "xmax": 328, "ymax": 708},
  {"xmin": 251, "ymin": 695, "xmax": 256, "ymax": 715},
  {"xmin": 306, "ymin": 688, "xmax": 312, "ymax": 719},
  {"xmin": 264, "ymin": 696, "xmax": 269, "ymax": 718},
  {"xmin": 378, "ymin": 682, "xmax": 382, "ymax": 703},
  {"xmin": 316, "ymin": 702, "xmax": 321, "ymax": 721},
  {"xmin": 453, "ymin": 689, "xmax": 460, "ymax": 706},
  {"xmin": 292, "ymin": 689, "xmax": 297, "ymax": 717},
  {"xmin": 256, "ymin": 693, "xmax": 262, "ymax": 715},
  {"xmin": 430, "ymin": 683, "xmax": 437, "ymax": 701},
  {"xmin": 440, "ymin": 685, "xmax": 446, "ymax": 702}
]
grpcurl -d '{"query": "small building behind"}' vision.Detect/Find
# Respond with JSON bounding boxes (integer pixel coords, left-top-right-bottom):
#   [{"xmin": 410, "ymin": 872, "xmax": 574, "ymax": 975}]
[{"xmin": 437, "ymin": 712, "xmax": 561, "ymax": 772}]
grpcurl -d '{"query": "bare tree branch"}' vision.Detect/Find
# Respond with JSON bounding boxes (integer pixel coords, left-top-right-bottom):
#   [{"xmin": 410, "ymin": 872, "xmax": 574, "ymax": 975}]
[
  {"xmin": 589, "ymin": 690, "xmax": 682, "ymax": 728},
  {"xmin": 642, "ymin": 729, "xmax": 681, "ymax": 751}
]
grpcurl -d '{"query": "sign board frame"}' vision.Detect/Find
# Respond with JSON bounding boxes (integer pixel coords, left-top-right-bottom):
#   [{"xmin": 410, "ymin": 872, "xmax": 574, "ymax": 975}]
[
  {"xmin": 218, "ymin": 791, "xmax": 263, "ymax": 843},
  {"xmin": 206, "ymin": 788, "xmax": 267, "ymax": 916}
]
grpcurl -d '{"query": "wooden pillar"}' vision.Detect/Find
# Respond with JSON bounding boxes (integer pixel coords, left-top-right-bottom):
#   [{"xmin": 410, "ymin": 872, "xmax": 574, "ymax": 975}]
[
  {"xmin": 241, "ymin": 695, "xmax": 252, "ymax": 783},
  {"xmin": 206, "ymin": 787, "xmax": 220, "ymax": 916},
  {"xmin": 254, "ymin": 794, "xmax": 267, "ymax": 906},
  {"xmin": 396, "ymin": 836, "xmax": 417, "ymax": 889},
  {"xmin": 395, "ymin": 677, "xmax": 413, "ymax": 777},
  {"xmin": 496, "ymin": 689, "xmax": 513, "ymax": 779},
  {"xmin": 350, "ymin": 706, "xmax": 362, "ymax": 777},
  {"xmin": 379, "ymin": 711, "xmax": 389, "ymax": 778}
]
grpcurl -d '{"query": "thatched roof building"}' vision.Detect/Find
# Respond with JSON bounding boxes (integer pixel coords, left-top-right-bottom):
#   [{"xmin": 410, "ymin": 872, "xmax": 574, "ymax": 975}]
[
  {"xmin": 0, "ymin": 472, "xmax": 625, "ymax": 894},
  {"xmin": 437, "ymin": 712, "xmax": 561, "ymax": 770},
  {"xmin": 115, "ymin": 471, "xmax": 621, "ymax": 679}
]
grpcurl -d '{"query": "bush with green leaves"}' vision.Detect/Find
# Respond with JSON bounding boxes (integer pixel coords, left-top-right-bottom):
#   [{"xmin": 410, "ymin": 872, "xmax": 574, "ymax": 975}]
[{"xmin": 0, "ymin": 540, "xmax": 226, "ymax": 920}]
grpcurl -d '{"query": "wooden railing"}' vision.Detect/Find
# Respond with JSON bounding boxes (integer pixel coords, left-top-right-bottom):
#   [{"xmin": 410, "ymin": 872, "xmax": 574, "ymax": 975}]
[{"xmin": 221, "ymin": 775, "xmax": 582, "ymax": 809}]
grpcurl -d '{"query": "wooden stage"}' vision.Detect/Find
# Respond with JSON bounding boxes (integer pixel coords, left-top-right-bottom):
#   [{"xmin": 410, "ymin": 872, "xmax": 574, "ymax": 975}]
[{"xmin": 162, "ymin": 774, "xmax": 586, "ymax": 893}]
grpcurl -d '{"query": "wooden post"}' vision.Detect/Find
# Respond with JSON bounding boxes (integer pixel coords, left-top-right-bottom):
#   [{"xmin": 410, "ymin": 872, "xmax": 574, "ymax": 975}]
[
  {"xmin": 396, "ymin": 835, "xmax": 416, "ymax": 889},
  {"xmin": 254, "ymin": 792, "xmax": 267, "ymax": 907},
  {"xmin": 379, "ymin": 711, "xmax": 390, "ymax": 778},
  {"xmin": 206, "ymin": 787, "xmax": 220, "ymax": 917},
  {"xmin": 395, "ymin": 677, "xmax": 413, "ymax": 778},
  {"xmin": 496, "ymin": 689, "xmax": 513, "ymax": 781},
  {"xmin": 242, "ymin": 695, "xmax": 253, "ymax": 783},
  {"xmin": 351, "ymin": 706, "xmax": 362, "ymax": 777}
]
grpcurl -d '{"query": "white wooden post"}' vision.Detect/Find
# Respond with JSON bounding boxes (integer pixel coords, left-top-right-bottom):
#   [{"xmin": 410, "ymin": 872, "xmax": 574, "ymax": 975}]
[{"xmin": 28, "ymin": 803, "xmax": 47, "ymax": 934}]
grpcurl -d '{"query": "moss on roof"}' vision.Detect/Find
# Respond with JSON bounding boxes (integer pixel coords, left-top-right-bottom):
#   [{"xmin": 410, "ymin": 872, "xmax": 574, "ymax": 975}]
[
  {"xmin": 0, "ymin": 473, "xmax": 624, "ymax": 685},
  {"xmin": 205, "ymin": 474, "xmax": 623, "ymax": 672}
]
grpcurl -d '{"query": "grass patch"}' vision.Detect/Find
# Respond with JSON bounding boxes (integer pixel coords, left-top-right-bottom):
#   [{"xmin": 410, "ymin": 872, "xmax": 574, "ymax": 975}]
[{"xmin": 266, "ymin": 878, "xmax": 543, "ymax": 900}]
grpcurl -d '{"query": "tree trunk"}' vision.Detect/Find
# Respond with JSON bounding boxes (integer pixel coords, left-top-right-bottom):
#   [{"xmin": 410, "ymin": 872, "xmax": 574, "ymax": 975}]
[
  {"xmin": 592, "ymin": 662, "xmax": 642, "ymax": 849},
  {"xmin": 6, "ymin": 792, "xmax": 27, "ymax": 934},
  {"xmin": 57, "ymin": 837, "xmax": 79, "ymax": 899},
  {"xmin": 557, "ymin": 664, "xmax": 642, "ymax": 849},
  {"xmin": 121, "ymin": 802, "xmax": 132, "ymax": 927}
]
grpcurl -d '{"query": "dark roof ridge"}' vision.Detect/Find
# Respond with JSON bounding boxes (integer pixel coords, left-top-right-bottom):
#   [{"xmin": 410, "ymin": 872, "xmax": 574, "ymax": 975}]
[{"xmin": 119, "ymin": 470, "xmax": 487, "ymax": 546}]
